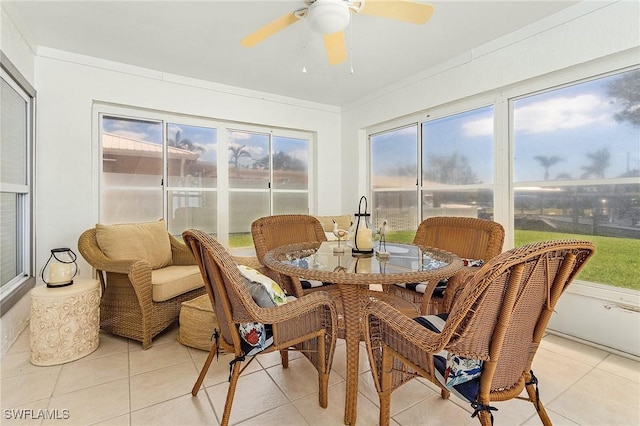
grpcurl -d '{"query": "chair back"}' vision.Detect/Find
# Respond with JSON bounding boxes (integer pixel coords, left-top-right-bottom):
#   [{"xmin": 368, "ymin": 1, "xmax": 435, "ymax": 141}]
[
  {"xmin": 252, "ymin": 214, "xmax": 327, "ymax": 266},
  {"xmin": 440, "ymin": 240, "xmax": 595, "ymax": 398},
  {"xmin": 182, "ymin": 229, "xmax": 263, "ymax": 355},
  {"xmin": 413, "ymin": 217, "xmax": 505, "ymax": 262}
]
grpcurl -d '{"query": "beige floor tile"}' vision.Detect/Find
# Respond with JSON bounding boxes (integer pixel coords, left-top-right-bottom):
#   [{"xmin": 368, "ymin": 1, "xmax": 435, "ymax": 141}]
[
  {"xmin": 1, "ymin": 351, "xmax": 61, "ymax": 379},
  {"xmin": 194, "ymin": 351, "xmax": 263, "ymax": 389},
  {"xmin": 530, "ymin": 346, "xmax": 593, "ymax": 401},
  {"xmin": 235, "ymin": 403, "xmax": 308, "ymax": 426},
  {"xmin": 1, "ymin": 369, "xmax": 60, "ymax": 408},
  {"xmin": 81, "ymin": 332, "xmax": 129, "ymax": 362},
  {"xmin": 392, "ymin": 393, "xmax": 477, "ymax": 426},
  {"xmin": 46, "ymin": 379, "xmax": 130, "ymax": 425},
  {"xmin": 129, "ymin": 360, "xmax": 199, "ymax": 411},
  {"xmin": 540, "ymin": 334, "xmax": 609, "ymax": 366},
  {"xmin": 597, "ymin": 353, "xmax": 640, "ymax": 383},
  {"xmin": 90, "ymin": 414, "xmax": 130, "ymax": 426},
  {"xmin": 54, "ymin": 352, "xmax": 129, "ymax": 395},
  {"xmin": 293, "ymin": 380, "xmax": 381, "ymax": 426},
  {"xmin": 128, "ymin": 339, "xmax": 191, "ymax": 376},
  {"xmin": 206, "ymin": 369, "xmax": 289, "ymax": 425},
  {"xmin": 5, "ymin": 327, "xmax": 31, "ymax": 356},
  {"xmin": 266, "ymin": 357, "xmax": 341, "ymax": 401},
  {"xmin": 330, "ymin": 344, "xmax": 371, "ymax": 381},
  {"xmin": 521, "ymin": 409, "xmax": 580, "ymax": 426},
  {"xmin": 1, "ymin": 398, "xmax": 49, "ymax": 426},
  {"xmin": 130, "ymin": 392, "xmax": 216, "ymax": 426},
  {"xmin": 358, "ymin": 371, "xmax": 438, "ymax": 416},
  {"xmin": 256, "ymin": 348, "xmax": 303, "ymax": 369},
  {"xmin": 549, "ymin": 367, "xmax": 640, "ymax": 425}
]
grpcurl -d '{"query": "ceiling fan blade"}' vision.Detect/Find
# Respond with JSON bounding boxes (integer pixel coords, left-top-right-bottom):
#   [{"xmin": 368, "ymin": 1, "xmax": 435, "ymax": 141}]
[
  {"xmin": 324, "ymin": 31, "xmax": 347, "ymax": 65},
  {"xmin": 241, "ymin": 12, "xmax": 300, "ymax": 47},
  {"xmin": 359, "ymin": 0, "xmax": 434, "ymax": 25}
]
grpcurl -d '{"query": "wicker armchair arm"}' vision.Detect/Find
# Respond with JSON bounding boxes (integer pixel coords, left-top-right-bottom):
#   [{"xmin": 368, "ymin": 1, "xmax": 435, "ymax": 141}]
[
  {"xmin": 127, "ymin": 260, "xmax": 153, "ymax": 301},
  {"xmin": 170, "ymin": 234, "xmax": 197, "ymax": 265},
  {"xmin": 442, "ymin": 266, "xmax": 478, "ymax": 311},
  {"xmin": 250, "ymin": 290, "xmax": 337, "ymax": 324},
  {"xmin": 364, "ymin": 299, "xmax": 444, "ymax": 353}
]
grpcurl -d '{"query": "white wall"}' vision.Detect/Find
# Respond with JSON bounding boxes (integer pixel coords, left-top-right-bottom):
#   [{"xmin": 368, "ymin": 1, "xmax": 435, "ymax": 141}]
[
  {"xmin": 33, "ymin": 48, "xmax": 342, "ymax": 281},
  {"xmin": 0, "ymin": 6, "xmax": 36, "ymax": 355},
  {"xmin": 340, "ymin": 0, "xmax": 640, "ymax": 357}
]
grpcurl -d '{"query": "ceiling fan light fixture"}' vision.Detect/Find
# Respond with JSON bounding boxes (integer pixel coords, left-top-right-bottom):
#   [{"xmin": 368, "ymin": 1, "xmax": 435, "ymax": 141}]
[{"xmin": 307, "ymin": 0, "xmax": 351, "ymax": 34}]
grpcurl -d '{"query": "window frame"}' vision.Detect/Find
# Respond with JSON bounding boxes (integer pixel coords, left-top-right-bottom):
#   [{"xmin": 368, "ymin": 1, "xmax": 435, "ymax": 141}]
[
  {"xmin": 0, "ymin": 51, "xmax": 36, "ymax": 315},
  {"xmin": 94, "ymin": 104, "xmax": 314, "ymax": 247},
  {"xmin": 365, "ymin": 56, "xmax": 640, "ymax": 296}
]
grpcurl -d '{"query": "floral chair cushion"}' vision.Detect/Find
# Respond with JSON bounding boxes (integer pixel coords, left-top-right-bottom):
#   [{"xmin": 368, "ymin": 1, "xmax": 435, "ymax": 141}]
[{"xmin": 237, "ymin": 265, "xmax": 290, "ymax": 356}]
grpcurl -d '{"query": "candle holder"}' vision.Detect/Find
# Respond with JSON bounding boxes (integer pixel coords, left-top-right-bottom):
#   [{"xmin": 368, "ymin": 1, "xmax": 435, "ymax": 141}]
[
  {"xmin": 352, "ymin": 196, "xmax": 374, "ymax": 256},
  {"xmin": 41, "ymin": 248, "xmax": 79, "ymax": 288}
]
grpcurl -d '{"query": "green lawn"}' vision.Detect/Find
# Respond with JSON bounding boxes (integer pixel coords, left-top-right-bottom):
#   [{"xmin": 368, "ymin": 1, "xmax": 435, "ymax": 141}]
[
  {"xmin": 230, "ymin": 229, "xmax": 639, "ymax": 291},
  {"xmin": 515, "ymin": 230, "xmax": 639, "ymax": 291}
]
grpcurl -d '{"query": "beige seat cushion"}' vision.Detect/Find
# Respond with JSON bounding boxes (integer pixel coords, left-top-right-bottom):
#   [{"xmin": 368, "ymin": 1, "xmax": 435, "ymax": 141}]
[
  {"xmin": 95, "ymin": 220, "xmax": 172, "ymax": 269},
  {"xmin": 151, "ymin": 265, "xmax": 203, "ymax": 302}
]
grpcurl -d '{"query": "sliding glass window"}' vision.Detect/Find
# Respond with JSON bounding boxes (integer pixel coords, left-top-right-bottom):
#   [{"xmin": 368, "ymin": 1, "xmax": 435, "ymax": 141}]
[
  {"xmin": 1, "ymin": 57, "xmax": 35, "ymax": 313},
  {"xmin": 421, "ymin": 106, "xmax": 494, "ymax": 220},
  {"xmin": 99, "ymin": 110, "xmax": 312, "ymax": 247},
  {"xmin": 513, "ymin": 68, "xmax": 640, "ymax": 290}
]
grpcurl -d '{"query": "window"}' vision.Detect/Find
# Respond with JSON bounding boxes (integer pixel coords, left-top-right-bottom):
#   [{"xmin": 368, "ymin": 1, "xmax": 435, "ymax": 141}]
[
  {"xmin": 228, "ymin": 130, "xmax": 311, "ymax": 241},
  {"xmin": 513, "ymin": 68, "xmax": 640, "ymax": 291},
  {"xmin": 99, "ymin": 109, "xmax": 312, "ymax": 247},
  {"xmin": 1, "ymin": 53, "xmax": 35, "ymax": 313},
  {"xmin": 370, "ymin": 106, "xmax": 496, "ymax": 240},
  {"xmin": 371, "ymin": 125, "xmax": 419, "ymax": 233},
  {"xmin": 421, "ymin": 106, "xmax": 495, "ymax": 220}
]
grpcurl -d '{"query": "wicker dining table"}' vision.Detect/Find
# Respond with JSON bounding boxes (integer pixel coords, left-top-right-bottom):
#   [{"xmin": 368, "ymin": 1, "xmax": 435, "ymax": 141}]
[{"xmin": 264, "ymin": 241, "xmax": 463, "ymax": 425}]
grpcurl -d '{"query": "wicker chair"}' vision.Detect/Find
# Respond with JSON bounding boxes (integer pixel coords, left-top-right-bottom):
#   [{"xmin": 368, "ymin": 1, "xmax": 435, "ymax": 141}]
[
  {"xmin": 364, "ymin": 239, "xmax": 595, "ymax": 426},
  {"xmin": 391, "ymin": 216, "xmax": 505, "ymax": 314},
  {"xmin": 182, "ymin": 229, "xmax": 337, "ymax": 426},
  {"xmin": 251, "ymin": 214, "xmax": 335, "ymax": 297},
  {"xmin": 78, "ymin": 224, "xmax": 205, "ymax": 349}
]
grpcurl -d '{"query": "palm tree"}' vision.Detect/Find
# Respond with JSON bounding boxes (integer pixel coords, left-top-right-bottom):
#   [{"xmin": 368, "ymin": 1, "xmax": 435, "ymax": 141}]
[
  {"xmin": 533, "ymin": 155, "xmax": 564, "ymax": 180},
  {"xmin": 581, "ymin": 148, "xmax": 611, "ymax": 179},
  {"xmin": 229, "ymin": 144, "xmax": 251, "ymax": 168},
  {"xmin": 170, "ymin": 130, "xmax": 204, "ymax": 154}
]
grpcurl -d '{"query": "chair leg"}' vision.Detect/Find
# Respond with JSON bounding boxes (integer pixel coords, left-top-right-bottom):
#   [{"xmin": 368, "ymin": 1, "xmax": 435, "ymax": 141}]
[
  {"xmin": 441, "ymin": 388, "xmax": 450, "ymax": 399},
  {"xmin": 280, "ymin": 350, "xmax": 289, "ymax": 368},
  {"xmin": 221, "ymin": 358, "xmax": 243, "ymax": 426},
  {"xmin": 477, "ymin": 410, "xmax": 493, "ymax": 426},
  {"xmin": 192, "ymin": 343, "xmax": 218, "ymax": 396},
  {"xmin": 525, "ymin": 380, "xmax": 552, "ymax": 426},
  {"xmin": 318, "ymin": 331, "xmax": 328, "ymax": 408},
  {"xmin": 378, "ymin": 345, "xmax": 393, "ymax": 426}
]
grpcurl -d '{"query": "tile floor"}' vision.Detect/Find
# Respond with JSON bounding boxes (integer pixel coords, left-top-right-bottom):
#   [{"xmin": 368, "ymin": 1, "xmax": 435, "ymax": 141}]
[{"xmin": 1, "ymin": 324, "xmax": 639, "ymax": 426}]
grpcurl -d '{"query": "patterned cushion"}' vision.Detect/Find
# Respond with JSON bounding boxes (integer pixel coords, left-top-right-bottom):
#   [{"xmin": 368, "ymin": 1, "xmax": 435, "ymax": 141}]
[
  {"xmin": 413, "ymin": 313, "xmax": 482, "ymax": 402},
  {"xmin": 397, "ymin": 258, "xmax": 485, "ymax": 297},
  {"xmin": 237, "ymin": 265, "xmax": 289, "ymax": 356}
]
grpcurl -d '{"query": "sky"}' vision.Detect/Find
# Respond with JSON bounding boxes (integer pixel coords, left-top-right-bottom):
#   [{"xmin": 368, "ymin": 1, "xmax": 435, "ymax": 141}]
[
  {"xmin": 103, "ymin": 69, "xmax": 639, "ymax": 184},
  {"xmin": 372, "ymin": 68, "xmax": 640, "ymax": 184}
]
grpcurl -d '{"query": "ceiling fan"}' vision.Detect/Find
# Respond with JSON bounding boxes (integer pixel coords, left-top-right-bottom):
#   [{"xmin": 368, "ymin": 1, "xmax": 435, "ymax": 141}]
[{"xmin": 241, "ymin": 0, "xmax": 434, "ymax": 65}]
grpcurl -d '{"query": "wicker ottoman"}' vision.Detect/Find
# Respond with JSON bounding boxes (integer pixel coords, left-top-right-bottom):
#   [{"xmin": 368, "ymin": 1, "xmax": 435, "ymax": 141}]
[{"xmin": 178, "ymin": 294, "xmax": 218, "ymax": 351}]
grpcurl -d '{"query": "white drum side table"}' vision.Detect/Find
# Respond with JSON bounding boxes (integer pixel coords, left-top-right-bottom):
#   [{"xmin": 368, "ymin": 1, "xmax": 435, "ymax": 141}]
[{"xmin": 30, "ymin": 278, "xmax": 100, "ymax": 366}]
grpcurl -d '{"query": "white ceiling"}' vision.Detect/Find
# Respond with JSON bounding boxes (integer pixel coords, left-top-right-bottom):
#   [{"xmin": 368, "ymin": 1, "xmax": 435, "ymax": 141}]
[{"xmin": 3, "ymin": 0, "xmax": 582, "ymax": 106}]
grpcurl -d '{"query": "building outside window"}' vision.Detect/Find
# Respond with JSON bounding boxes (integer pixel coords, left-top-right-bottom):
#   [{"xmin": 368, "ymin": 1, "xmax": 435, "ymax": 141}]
[{"xmin": 99, "ymin": 111, "xmax": 311, "ymax": 248}]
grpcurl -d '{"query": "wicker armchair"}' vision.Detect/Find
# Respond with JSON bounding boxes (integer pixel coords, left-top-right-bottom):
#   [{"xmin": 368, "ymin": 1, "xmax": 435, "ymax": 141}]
[
  {"xmin": 78, "ymin": 222, "xmax": 205, "ymax": 349},
  {"xmin": 182, "ymin": 229, "xmax": 337, "ymax": 426},
  {"xmin": 391, "ymin": 216, "xmax": 505, "ymax": 314},
  {"xmin": 364, "ymin": 239, "xmax": 595, "ymax": 426},
  {"xmin": 251, "ymin": 214, "xmax": 335, "ymax": 297}
]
